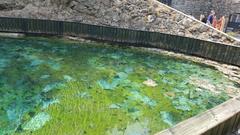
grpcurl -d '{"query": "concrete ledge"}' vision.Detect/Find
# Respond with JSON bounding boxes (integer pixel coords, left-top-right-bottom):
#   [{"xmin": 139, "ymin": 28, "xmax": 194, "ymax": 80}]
[
  {"xmin": 155, "ymin": 98, "xmax": 240, "ymax": 135},
  {"xmin": 0, "ymin": 32, "xmax": 25, "ymax": 38}
]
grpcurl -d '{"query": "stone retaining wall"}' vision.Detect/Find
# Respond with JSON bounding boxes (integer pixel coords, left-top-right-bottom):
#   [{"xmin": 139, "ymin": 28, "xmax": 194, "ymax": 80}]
[{"xmin": 0, "ymin": 0, "xmax": 239, "ymax": 46}]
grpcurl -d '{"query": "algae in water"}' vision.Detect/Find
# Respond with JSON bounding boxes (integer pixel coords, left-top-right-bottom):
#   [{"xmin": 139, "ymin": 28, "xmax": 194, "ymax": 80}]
[
  {"xmin": 23, "ymin": 112, "xmax": 51, "ymax": 131},
  {"xmin": 0, "ymin": 37, "xmax": 237, "ymax": 135}
]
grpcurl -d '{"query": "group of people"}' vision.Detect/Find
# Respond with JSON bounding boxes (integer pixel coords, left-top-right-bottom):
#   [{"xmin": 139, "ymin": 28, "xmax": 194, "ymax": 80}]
[{"xmin": 200, "ymin": 10, "xmax": 225, "ymax": 31}]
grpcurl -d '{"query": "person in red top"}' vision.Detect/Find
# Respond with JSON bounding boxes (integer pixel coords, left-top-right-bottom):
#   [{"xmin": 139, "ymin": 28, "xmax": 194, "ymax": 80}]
[
  {"xmin": 212, "ymin": 15, "xmax": 217, "ymax": 28},
  {"xmin": 216, "ymin": 16, "xmax": 225, "ymax": 31}
]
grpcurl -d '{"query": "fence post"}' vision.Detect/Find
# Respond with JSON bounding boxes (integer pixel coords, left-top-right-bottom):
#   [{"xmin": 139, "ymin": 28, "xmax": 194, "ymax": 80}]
[{"xmin": 22, "ymin": 18, "xmax": 28, "ymax": 33}]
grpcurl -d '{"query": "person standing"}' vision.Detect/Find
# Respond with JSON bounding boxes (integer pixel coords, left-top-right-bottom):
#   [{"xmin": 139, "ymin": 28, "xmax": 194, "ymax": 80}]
[
  {"xmin": 216, "ymin": 16, "xmax": 226, "ymax": 31},
  {"xmin": 200, "ymin": 14, "xmax": 207, "ymax": 23},
  {"xmin": 219, "ymin": 16, "xmax": 226, "ymax": 31},
  {"xmin": 207, "ymin": 10, "xmax": 215, "ymax": 25},
  {"xmin": 212, "ymin": 15, "xmax": 217, "ymax": 28}
]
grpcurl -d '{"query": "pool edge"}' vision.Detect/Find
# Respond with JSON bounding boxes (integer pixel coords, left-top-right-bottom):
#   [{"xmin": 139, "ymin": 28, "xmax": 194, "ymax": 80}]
[{"xmin": 155, "ymin": 97, "xmax": 240, "ymax": 135}]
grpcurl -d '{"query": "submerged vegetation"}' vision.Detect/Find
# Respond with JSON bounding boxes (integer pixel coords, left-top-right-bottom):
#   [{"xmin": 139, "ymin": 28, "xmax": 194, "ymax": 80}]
[{"xmin": 0, "ymin": 37, "xmax": 238, "ymax": 135}]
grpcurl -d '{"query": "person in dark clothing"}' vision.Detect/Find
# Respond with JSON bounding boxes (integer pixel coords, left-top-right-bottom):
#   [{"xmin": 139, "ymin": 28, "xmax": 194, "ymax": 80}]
[
  {"xmin": 200, "ymin": 14, "xmax": 207, "ymax": 23},
  {"xmin": 207, "ymin": 10, "xmax": 215, "ymax": 25}
]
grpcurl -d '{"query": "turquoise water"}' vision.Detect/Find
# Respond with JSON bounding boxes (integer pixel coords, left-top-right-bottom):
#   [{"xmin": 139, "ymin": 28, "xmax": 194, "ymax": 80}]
[{"xmin": 0, "ymin": 37, "xmax": 238, "ymax": 135}]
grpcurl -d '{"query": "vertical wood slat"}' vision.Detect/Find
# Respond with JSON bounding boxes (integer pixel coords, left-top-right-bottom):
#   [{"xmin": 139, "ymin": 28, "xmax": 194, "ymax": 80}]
[
  {"xmin": 232, "ymin": 113, "xmax": 240, "ymax": 132},
  {"xmin": 215, "ymin": 122, "xmax": 225, "ymax": 135}
]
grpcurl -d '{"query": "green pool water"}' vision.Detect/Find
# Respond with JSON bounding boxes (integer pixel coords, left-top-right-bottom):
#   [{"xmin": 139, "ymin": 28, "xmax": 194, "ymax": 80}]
[{"xmin": 0, "ymin": 37, "xmax": 238, "ymax": 135}]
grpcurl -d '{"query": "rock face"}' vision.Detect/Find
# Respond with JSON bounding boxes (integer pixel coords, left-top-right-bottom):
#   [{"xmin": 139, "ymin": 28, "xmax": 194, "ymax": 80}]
[
  {"xmin": 0, "ymin": 1, "xmax": 25, "ymax": 11},
  {"xmin": 0, "ymin": 0, "xmax": 239, "ymax": 45},
  {"xmin": 171, "ymin": 0, "xmax": 240, "ymax": 19}
]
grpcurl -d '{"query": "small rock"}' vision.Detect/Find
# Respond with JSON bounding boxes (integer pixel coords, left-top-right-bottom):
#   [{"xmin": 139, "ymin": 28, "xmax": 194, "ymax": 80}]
[
  {"xmin": 143, "ymin": 79, "xmax": 158, "ymax": 87},
  {"xmin": 165, "ymin": 92, "xmax": 175, "ymax": 98},
  {"xmin": 147, "ymin": 15, "xmax": 156, "ymax": 23},
  {"xmin": 109, "ymin": 104, "xmax": 121, "ymax": 109},
  {"xmin": 63, "ymin": 75, "xmax": 74, "ymax": 82},
  {"xmin": 180, "ymin": 18, "xmax": 193, "ymax": 28}
]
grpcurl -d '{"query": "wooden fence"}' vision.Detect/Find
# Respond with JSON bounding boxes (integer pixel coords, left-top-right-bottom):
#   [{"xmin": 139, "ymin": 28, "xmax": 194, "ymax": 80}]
[
  {"xmin": 0, "ymin": 17, "xmax": 239, "ymax": 67},
  {"xmin": 156, "ymin": 97, "xmax": 240, "ymax": 135}
]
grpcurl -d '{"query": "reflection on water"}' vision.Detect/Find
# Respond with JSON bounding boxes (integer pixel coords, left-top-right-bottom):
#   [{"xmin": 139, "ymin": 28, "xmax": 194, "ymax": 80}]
[{"xmin": 0, "ymin": 37, "xmax": 238, "ymax": 135}]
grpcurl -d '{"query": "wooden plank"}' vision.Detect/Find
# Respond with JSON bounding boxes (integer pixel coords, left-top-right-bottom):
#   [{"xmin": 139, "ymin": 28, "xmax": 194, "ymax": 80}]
[
  {"xmin": 202, "ymin": 129, "xmax": 212, "ymax": 135},
  {"xmin": 221, "ymin": 118, "xmax": 234, "ymax": 135},
  {"xmin": 209, "ymin": 124, "xmax": 220, "ymax": 135},
  {"xmin": 155, "ymin": 99, "xmax": 240, "ymax": 135},
  {"xmin": 169, "ymin": 111, "xmax": 216, "ymax": 135},
  {"xmin": 232, "ymin": 113, "xmax": 240, "ymax": 132},
  {"xmin": 155, "ymin": 129, "xmax": 172, "ymax": 135},
  {"xmin": 236, "ymin": 113, "xmax": 240, "ymax": 131},
  {"xmin": 210, "ymin": 99, "xmax": 240, "ymax": 123},
  {"xmin": 216, "ymin": 122, "xmax": 225, "ymax": 135}
]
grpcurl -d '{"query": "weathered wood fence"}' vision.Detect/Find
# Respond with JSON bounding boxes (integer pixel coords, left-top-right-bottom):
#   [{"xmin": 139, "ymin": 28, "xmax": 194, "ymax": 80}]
[
  {"xmin": 0, "ymin": 17, "xmax": 239, "ymax": 66},
  {"xmin": 156, "ymin": 97, "xmax": 240, "ymax": 135},
  {"xmin": 0, "ymin": 17, "xmax": 239, "ymax": 134}
]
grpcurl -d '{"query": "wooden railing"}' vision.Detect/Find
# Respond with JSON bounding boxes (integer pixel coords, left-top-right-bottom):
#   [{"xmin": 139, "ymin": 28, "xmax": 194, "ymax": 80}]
[{"xmin": 156, "ymin": 97, "xmax": 240, "ymax": 135}]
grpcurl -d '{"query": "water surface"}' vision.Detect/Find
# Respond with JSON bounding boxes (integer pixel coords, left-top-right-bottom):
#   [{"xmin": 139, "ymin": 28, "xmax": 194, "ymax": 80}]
[{"xmin": 0, "ymin": 37, "xmax": 238, "ymax": 135}]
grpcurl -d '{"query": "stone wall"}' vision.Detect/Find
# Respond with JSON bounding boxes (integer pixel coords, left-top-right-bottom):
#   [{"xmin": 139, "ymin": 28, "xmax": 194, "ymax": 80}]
[
  {"xmin": 0, "ymin": 0, "xmax": 239, "ymax": 45},
  {"xmin": 171, "ymin": 0, "xmax": 211, "ymax": 18},
  {"xmin": 171, "ymin": 0, "xmax": 240, "ymax": 18},
  {"xmin": 211, "ymin": 0, "xmax": 240, "ymax": 18}
]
